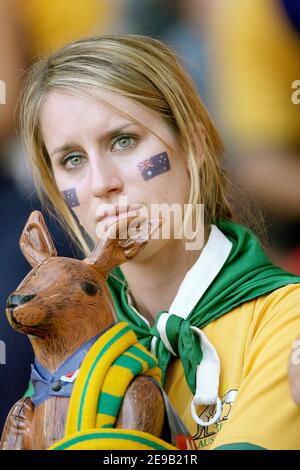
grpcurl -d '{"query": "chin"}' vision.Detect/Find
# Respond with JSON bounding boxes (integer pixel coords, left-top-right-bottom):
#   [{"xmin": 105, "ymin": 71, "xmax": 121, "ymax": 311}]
[{"xmin": 128, "ymin": 238, "xmax": 170, "ymax": 263}]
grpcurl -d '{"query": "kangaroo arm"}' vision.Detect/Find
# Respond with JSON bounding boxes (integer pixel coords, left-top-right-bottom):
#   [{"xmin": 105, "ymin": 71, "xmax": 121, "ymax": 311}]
[
  {"xmin": 115, "ymin": 376, "xmax": 165, "ymax": 437},
  {"xmin": 0, "ymin": 397, "xmax": 34, "ymax": 450}
]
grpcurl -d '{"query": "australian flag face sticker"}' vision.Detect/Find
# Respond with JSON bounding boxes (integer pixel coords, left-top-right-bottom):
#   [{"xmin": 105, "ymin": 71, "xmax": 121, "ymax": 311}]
[
  {"xmin": 137, "ymin": 151, "xmax": 171, "ymax": 181},
  {"xmin": 62, "ymin": 188, "xmax": 80, "ymax": 208}
]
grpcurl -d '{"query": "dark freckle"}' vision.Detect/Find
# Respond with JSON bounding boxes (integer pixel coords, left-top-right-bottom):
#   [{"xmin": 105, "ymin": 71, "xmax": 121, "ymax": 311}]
[{"xmin": 81, "ymin": 281, "xmax": 99, "ymax": 296}]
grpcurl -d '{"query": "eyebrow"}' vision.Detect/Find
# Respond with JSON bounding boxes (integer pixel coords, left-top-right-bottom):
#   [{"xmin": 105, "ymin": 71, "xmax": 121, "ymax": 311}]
[{"xmin": 49, "ymin": 123, "xmax": 140, "ymax": 158}]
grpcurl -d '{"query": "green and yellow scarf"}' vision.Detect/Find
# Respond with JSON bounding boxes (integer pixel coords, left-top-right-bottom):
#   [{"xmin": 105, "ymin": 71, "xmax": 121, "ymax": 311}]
[{"xmin": 49, "ymin": 322, "xmax": 176, "ymax": 450}]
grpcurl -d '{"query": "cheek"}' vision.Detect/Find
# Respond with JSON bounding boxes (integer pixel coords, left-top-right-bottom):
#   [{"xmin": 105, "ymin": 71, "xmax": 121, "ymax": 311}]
[
  {"xmin": 61, "ymin": 188, "xmax": 80, "ymax": 209},
  {"xmin": 72, "ymin": 201, "xmax": 96, "ymax": 241},
  {"xmin": 136, "ymin": 151, "xmax": 190, "ymax": 205},
  {"xmin": 56, "ymin": 177, "xmax": 95, "ymax": 235},
  {"xmin": 136, "ymin": 151, "xmax": 171, "ymax": 182},
  {"xmin": 57, "ymin": 176, "xmax": 91, "ymax": 210}
]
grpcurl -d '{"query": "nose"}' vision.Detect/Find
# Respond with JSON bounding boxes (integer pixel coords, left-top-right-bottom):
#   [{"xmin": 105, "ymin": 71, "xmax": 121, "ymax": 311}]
[
  {"xmin": 90, "ymin": 157, "xmax": 124, "ymax": 198},
  {"xmin": 6, "ymin": 293, "xmax": 36, "ymax": 310}
]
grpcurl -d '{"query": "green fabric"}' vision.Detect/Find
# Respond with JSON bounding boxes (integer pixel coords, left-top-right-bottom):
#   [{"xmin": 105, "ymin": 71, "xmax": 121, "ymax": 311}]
[
  {"xmin": 107, "ymin": 219, "xmax": 300, "ymax": 394},
  {"xmin": 23, "ymin": 381, "xmax": 34, "ymax": 399},
  {"xmin": 97, "ymin": 392, "xmax": 122, "ymax": 416},
  {"xmin": 214, "ymin": 442, "xmax": 266, "ymax": 450}
]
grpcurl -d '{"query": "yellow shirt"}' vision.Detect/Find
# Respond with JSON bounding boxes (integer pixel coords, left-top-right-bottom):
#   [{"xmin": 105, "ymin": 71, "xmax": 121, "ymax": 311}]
[{"xmin": 165, "ymin": 283, "xmax": 300, "ymax": 450}]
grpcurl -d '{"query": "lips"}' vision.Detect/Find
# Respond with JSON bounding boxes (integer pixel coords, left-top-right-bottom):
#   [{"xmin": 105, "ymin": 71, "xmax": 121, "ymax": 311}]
[{"xmin": 95, "ymin": 204, "xmax": 146, "ymax": 239}]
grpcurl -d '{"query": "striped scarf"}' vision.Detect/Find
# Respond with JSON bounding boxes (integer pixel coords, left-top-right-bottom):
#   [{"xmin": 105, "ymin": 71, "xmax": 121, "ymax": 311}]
[{"xmin": 49, "ymin": 322, "xmax": 175, "ymax": 450}]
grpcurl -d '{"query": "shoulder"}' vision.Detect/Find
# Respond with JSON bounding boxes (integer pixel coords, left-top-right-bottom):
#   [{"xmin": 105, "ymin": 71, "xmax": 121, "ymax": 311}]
[
  {"xmin": 206, "ymin": 283, "xmax": 300, "ymax": 333},
  {"xmin": 253, "ymin": 283, "xmax": 300, "ymax": 326},
  {"xmin": 258, "ymin": 282, "xmax": 300, "ymax": 303},
  {"xmin": 241, "ymin": 284, "xmax": 300, "ymax": 375},
  {"xmin": 204, "ymin": 283, "xmax": 300, "ymax": 361}
]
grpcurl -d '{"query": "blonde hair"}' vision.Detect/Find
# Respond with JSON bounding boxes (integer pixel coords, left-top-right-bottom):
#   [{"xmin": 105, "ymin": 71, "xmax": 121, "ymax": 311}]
[{"xmin": 20, "ymin": 34, "xmax": 234, "ymax": 255}]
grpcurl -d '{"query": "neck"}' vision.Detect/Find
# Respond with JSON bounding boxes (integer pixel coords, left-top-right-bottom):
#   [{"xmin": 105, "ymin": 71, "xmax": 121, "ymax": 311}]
[
  {"xmin": 121, "ymin": 235, "xmax": 207, "ymax": 326},
  {"xmin": 30, "ymin": 334, "xmax": 89, "ymax": 373},
  {"xmin": 29, "ymin": 311, "xmax": 114, "ymax": 372}
]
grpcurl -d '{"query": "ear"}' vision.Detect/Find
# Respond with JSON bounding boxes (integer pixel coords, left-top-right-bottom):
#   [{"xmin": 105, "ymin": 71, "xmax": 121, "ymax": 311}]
[
  {"xmin": 84, "ymin": 216, "xmax": 161, "ymax": 275},
  {"xmin": 19, "ymin": 211, "xmax": 57, "ymax": 268}
]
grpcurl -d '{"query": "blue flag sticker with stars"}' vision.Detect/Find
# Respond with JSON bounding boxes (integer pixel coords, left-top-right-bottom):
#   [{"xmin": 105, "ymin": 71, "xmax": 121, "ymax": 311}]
[
  {"xmin": 137, "ymin": 151, "xmax": 171, "ymax": 181},
  {"xmin": 62, "ymin": 188, "xmax": 80, "ymax": 208}
]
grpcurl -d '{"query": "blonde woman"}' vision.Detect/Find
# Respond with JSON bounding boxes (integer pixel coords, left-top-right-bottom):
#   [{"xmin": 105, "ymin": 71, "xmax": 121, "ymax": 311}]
[{"xmin": 19, "ymin": 35, "xmax": 300, "ymax": 450}]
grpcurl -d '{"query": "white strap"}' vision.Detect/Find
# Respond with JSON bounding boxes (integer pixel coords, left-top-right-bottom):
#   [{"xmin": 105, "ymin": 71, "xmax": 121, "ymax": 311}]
[
  {"xmin": 156, "ymin": 312, "xmax": 177, "ymax": 356},
  {"xmin": 191, "ymin": 396, "xmax": 222, "ymax": 427},
  {"xmin": 150, "ymin": 336, "xmax": 158, "ymax": 356},
  {"xmin": 153, "ymin": 317, "xmax": 222, "ymax": 427},
  {"xmin": 190, "ymin": 326, "xmax": 222, "ymax": 427},
  {"xmin": 169, "ymin": 225, "xmax": 232, "ymax": 319}
]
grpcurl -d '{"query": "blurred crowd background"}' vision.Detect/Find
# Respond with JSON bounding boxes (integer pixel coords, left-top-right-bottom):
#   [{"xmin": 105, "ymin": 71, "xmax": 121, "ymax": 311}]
[{"xmin": 0, "ymin": 0, "xmax": 299, "ymax": 434}]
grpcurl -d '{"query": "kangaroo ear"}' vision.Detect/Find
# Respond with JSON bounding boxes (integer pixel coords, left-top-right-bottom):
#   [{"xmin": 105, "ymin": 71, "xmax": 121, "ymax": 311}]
[{"xmin": 20, "ymin": 211, "xmax": 57, "ymax": 268}]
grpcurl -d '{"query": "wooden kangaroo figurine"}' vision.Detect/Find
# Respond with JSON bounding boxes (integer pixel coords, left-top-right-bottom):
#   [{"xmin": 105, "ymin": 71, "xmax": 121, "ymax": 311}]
[{"xmin": 0, "ymin": 211, "xmax": 164, "ymax": 450}]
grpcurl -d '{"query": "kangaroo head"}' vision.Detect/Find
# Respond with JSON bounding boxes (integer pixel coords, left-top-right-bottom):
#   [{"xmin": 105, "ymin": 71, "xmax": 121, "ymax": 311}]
[{"xmin": 6, "ymin": 211, "xmax": 155, "ymax": 368}]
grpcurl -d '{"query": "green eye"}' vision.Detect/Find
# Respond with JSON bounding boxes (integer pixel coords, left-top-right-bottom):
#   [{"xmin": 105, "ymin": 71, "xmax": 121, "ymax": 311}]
[
  {"xmin": 112, "ymin": 135, "xmax": 136, "ymax": 151},
  {"xmin": 62, "ymin": 153, "xmax": 84, "ymax": 168}
]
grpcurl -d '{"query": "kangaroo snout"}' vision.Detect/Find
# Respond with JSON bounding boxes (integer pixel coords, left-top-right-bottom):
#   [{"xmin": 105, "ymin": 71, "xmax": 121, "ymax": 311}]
[
  {"xmin": 6, "ymin": 291, "xmax": 49, "ymax": 334},
  {"xmin": 6, "ymin": 293, "xmax": 36, "ymax": 310}
]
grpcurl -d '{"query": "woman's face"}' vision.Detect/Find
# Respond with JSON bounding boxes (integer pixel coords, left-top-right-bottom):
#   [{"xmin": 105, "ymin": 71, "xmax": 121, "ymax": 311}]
[{"xmin": 39, "ymin": 89, "xmax": 191, "ymax": 256}]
